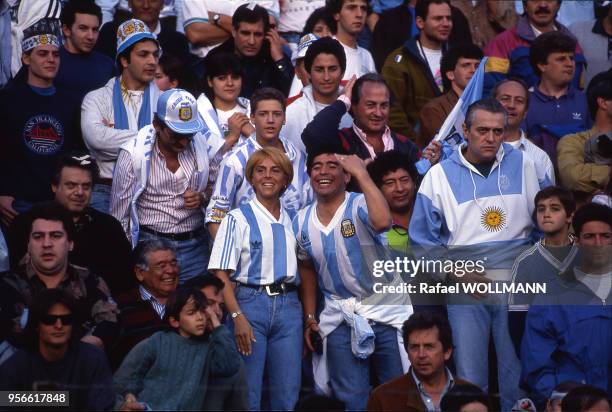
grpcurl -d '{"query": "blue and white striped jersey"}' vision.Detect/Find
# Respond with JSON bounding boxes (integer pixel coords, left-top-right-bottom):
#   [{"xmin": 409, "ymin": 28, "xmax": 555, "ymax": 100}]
[
  {"xmin": 208, "ymin": 198, "xmax": 299, "ymax": 286},
  {"xmin": 205, "ymin": 135, "xmax": 312, "ymax": 224},
  {"xmin": 292, "ymin": 192, "xmax": 385, "ymax": 299}
]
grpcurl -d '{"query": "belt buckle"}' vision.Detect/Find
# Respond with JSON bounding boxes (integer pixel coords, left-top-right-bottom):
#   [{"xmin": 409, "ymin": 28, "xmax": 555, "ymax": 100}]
[{"xmin": 265, "ymin": 285, "xmax": 281, "ymax": 296}]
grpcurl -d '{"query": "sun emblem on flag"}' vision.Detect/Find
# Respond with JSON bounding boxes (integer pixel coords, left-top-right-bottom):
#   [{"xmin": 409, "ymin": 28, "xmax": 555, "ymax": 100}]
[
  {"xmin": 481, "ymin": 206, "xmax": 506, "ymax": 232},
  {"xmin": 178, "ymin": 106, "xmax": 192, "ymax": 121}
]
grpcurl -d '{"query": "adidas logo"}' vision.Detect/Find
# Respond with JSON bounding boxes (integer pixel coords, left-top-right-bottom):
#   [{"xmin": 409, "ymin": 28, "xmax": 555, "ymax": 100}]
[
  {"xmin": 251, "ymin": 240, "xmax": 262, "ymax": 250},
  {"xmin": 572, "ymin": 112, "xmax": 582, "ymax": 120}
]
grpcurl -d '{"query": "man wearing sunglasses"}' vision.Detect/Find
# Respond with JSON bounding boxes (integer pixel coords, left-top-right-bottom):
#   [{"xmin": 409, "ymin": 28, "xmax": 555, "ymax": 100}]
[
  {"xmin": 0, "ymin": 289, "xmax": 115, "ymax": 410},
  {"xmin": 111, "ymin": 88, "xmax": 223, "ymax": 283}
]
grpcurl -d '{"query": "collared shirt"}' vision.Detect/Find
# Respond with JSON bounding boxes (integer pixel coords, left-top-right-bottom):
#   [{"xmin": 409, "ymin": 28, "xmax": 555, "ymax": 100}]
[
  {"xmin": 294, "ymin": 192, "xmax": 385, "ymax": 299},
  {"xmin": 206, "ymin": 134, "xmax": 311, "ymax": 224},
  {"xmin": 411, "ymin": 367, "xmax": 455, "ymax": 412},
  {"xmin": 114, "ymin": 140, "xmax": 203, "ymax": 234},
  {"xmin": 208, "ymin": 197, "xmax": 299, "ymax": 285},
  {"xmin": 352, "ymin": 123, "xmax": 395, "ymax": 159},
  {"xmin": 139, "ymin": 285, "xmax": 166, "ymax": 319},
  {"xmin": 506, "ymin": 130, "xmax": 555, "ymax": 184}
]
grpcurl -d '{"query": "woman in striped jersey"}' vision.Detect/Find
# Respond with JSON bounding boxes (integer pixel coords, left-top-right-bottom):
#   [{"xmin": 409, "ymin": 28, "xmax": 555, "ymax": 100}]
[{"xmin": 208, "ymin": 147, "xmax": 303, "ymax": 410}]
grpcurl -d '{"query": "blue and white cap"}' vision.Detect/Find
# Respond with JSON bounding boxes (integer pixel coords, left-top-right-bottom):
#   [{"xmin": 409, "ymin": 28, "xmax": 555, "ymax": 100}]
[
  {"xmin": 156, "ymin": 89, "xmax": 205, "ymax": 134},
  {"xmin": 291, "ymin": 33, "xmax": 318, "ymax": 65},
  {"xmin": 116, "ymin": 19, "xmax": 159, "ymax": 56}
]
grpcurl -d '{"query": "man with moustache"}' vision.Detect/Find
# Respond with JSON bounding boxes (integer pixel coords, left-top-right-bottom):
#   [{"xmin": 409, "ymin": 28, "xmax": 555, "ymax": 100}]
[
  {"xmin": 484, "ymin": 0, "xmax": 586, "ymax": 94},
  {"xmin": 81, "ymin": 19, "xmax": 161, "ymax": 213},
  {"xmin": 382, "ymin": 0, "xmax": 453, "ymax": 140},
  {"xmin": 0, "ymin": 19, "xmax": 83, "ymax": 227}
]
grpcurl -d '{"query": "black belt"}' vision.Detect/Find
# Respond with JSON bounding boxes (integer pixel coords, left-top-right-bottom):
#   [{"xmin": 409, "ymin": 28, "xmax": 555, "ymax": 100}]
[
  {"xmin": 97, "ymin": 178, "xmax": 113, "ymax": 186},
  {"xmin": 140, "ymin": 226, "xmax": 204, "ymax": 241},
  {"xmin": 240, "ymin": 281, "xmax": 298, "ymax": 296}
]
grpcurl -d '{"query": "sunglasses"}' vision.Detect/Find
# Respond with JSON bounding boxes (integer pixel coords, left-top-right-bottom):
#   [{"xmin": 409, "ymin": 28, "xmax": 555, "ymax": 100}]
[{"xmin": 40, "ymin": 314, "xmax": 74, "ymax": 326}]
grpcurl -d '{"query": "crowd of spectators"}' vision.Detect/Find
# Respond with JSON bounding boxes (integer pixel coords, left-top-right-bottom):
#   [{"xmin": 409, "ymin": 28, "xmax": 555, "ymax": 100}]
[{"xmin": 0, "ymin": 0, "xmax": 610, "ymax": 410}]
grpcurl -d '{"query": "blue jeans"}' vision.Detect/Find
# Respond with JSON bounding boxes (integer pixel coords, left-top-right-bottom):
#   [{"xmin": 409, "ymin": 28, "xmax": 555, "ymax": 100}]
[
  {"xmin": 231, "ymin": 286, "xmax": 303, "ymax": 411},
  {"xmin": 447, "ymin": 302, "xmax": 522, "ymax": 412},
  {"xmin": 327, "ymin": 322, "xmax": 404, "ymax": 411},
  {"xmin": 90, "ymin": 184, "xmax": 111, "ymax": 214},
  {"xmin": 138, "ymin": 228, "xmax": 209, "ymax": 283}
]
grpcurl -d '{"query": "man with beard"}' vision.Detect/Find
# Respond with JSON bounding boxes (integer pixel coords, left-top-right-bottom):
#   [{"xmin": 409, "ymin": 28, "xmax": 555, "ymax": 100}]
[
  {"xmin": 522, "ymin": 202, "xmax": 612, "ymax": 408},
  {"xmin": 382, "ymin": 0, "xmax": 453, "ymax": 140},
  {"xmin": 5, "ymin": 152, "xmax": 134, "ymax": 295},
  {"xmin": 484, "ymin": 0, "xmax": 585, "ymax": 95},
  {"xmin": 81, "ymin": 19, "xmax": 161, "ymax": 213}
]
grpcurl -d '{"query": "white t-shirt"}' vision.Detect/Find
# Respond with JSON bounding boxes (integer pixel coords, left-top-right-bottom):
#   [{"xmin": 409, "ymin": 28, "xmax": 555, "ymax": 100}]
[
  {"xmin": 216, "ymin": 103, "xmax": 249, "ymax": 137},
  {"xmin": 339, "ymin": 39, "xmax": 377, "ymax": 80},
  {"xmin": 278, "ymin": 0, "xmax": 325, "ymax": 33},
  {"xmin": 420, "ymin": 43, "xmax": 443, "ymax": 92}
]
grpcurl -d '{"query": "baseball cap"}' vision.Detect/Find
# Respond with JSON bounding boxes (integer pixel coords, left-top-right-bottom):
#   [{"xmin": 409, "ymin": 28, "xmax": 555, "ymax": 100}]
[
  {"xmin": 116, "ymin": 19, "xmax": 159, "ymax": 57},
  {"xmin": 156, "ymin": 89, "xmax": 205, "ymax": 134},
  {"xmin": 291, "ymin": 33, "xmax": 318, "ymax": 65}
]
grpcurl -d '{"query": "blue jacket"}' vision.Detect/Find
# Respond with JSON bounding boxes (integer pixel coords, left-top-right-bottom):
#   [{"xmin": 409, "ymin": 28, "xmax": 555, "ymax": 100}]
[{"xmin": 522, "ymin": 266, "xmax": 612, "ymax": 405}]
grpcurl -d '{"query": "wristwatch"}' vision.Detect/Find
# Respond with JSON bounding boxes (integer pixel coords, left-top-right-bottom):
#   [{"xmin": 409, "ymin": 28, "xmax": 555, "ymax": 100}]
[
  {"xmin": 231, "ymin": 310, "xmax": 242, "ymax": 319},
  {"xmin": 212, "ymin": 13, "xmax": 221, "ymax": 26}
]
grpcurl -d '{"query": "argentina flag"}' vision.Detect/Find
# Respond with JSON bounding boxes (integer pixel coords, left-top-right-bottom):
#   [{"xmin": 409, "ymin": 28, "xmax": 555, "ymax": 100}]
[{"xmin": 416, "ymin": 57, "xmax": 489, "ymax": 175}]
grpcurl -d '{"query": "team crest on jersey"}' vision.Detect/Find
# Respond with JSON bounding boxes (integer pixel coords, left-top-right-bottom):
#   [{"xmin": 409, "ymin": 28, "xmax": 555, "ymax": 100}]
[
  {"xmin": 178, "ymin": 105, "xmax": 192, "ymax": 121},
  {"xmin": 481, "ymin": 206, "xmax": 506, "ymax": 232},
  {"xmin": 499, "ymin": 174, "xmax": 510, "ymax": 191},
  {"xmin": 23, "ymin": 114, "xmax": 64, "ymax": 155},
  {"xmin": 340, "ymin": 219, "xmax": 356, "ymax": 238},
  {"xmin": 209, "ymin": 207, "xmax": 227, "ymax": 223}
]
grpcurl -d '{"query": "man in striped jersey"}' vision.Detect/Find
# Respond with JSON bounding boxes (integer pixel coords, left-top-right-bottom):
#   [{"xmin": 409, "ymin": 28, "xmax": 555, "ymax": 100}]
[
  {"xmin": 206, "ymin": 87, "xmax": 311, "ymax": 239},
  {"xmin": 294, "ymin": 148, "xmax": 411, "ymax": 411},
  {"xmin": 111, "ymin": 89, "xmax": 222, "ymax": 282}
]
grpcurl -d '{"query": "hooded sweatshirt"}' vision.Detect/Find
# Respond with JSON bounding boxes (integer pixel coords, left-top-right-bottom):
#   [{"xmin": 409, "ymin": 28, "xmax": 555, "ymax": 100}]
[{"xmin": 409, "ymin": 143, "xmax": 546, "ymax": 278}]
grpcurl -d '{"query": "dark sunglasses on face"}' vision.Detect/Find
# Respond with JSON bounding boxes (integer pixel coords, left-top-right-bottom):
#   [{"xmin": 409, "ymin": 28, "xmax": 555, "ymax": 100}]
[{"xmin": 40, "ymin": 314, "xmax": 74, "ymax": 326}]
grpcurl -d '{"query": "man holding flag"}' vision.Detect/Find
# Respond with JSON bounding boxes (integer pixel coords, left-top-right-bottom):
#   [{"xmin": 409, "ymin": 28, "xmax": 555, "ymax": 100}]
[{"xmin": 409, "ymin": 94, "xmax": 547, "ymax": 410}]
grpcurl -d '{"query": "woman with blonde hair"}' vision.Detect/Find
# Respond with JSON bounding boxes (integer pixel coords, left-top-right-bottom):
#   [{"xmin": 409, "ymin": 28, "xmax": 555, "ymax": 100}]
[{"xmin": 208, "ymin": 147, "xmax": 302, "ymax": 410}]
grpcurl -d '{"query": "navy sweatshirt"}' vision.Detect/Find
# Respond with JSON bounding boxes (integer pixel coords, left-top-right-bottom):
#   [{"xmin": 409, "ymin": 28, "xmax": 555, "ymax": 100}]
[
  {"xmin": 55, "ymin": 46, "xmax": 115, "ymax": 99},
  {"xmin": 0, "ymin": 82, "xmax": 83, "ymax": 202}
]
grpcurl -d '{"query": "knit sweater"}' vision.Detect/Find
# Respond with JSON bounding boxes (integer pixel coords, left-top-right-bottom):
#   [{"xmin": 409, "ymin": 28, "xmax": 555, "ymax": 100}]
[{"xmin": 114, "ymin": 328, "xmax": 240, "ymax": 410}]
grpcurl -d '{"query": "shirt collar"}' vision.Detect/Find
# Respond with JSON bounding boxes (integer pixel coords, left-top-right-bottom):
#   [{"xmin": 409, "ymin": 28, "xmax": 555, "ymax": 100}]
[
  {"xmin": 411, "ymin": 366, "xmax": 455, "ymax": 396},
  {"xmin": 533, "ymin": 85, "xmax": 575, "ymax": 101},
  {"xmin": 139, "ymin": 285, "xmax": 166, "ymax": 317},
  {"xmin": 247, "ymin": 134, "xmax": 296, "ymax": 161},
  {"xmin": 351, "ymin": 123, "xmax": 394, "ymax": 159},
  {"xmin": 25, "ymin": 262, "xmax": 73, "ymax": 283}
]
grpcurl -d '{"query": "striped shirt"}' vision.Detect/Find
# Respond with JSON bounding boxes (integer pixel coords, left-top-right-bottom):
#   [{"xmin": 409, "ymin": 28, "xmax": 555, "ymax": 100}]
[
  {"xmin": 293, "ymin": 192, "xmax": 384, "ymax": 299},
  {"xmin": 139, "ymin": 285, "xmax": 166, "ymax": 318},
  {"xmin": 112, "ymin": 141, "xmax": 204, "ymax": 234},
  {"xmin": 205, "ymin": 135, "xmax": 311, "ymax": 224},
  {"xmin": 208, "ymin": 198, "xmax": 299, "ymax": 286}
]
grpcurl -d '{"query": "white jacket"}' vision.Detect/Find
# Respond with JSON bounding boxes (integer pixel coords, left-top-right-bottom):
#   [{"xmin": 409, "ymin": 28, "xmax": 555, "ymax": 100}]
[
  {"xmin": 282, "ymin": 85, "xmax": 353, "ymax": 153},
  {"xmin": 81, "ymin": 77, "xmax": 161, "ymax": 179}
]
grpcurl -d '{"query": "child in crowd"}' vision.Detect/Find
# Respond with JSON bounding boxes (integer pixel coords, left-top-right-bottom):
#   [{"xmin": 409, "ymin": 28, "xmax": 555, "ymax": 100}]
[{"xmin": 114, "ymin": 288, "xmax": 241, "ymax": 410}]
